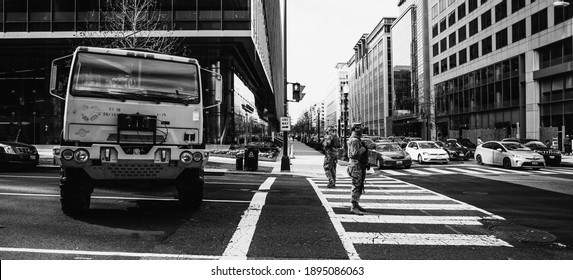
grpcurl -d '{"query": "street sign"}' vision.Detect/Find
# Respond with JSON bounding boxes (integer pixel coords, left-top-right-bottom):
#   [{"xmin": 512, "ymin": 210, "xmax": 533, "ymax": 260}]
[{"xmin": 280, "ymin": 117, "xmax": 290, "ymax": 131}]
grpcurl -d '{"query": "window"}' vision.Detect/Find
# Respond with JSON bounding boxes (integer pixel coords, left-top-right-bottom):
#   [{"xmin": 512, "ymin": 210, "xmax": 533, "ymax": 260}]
[
  {"xmin": 440, "ymin": 0, "xmax": 447, "ymax": 12},
  {"xmin": 432, "ymin": 4, "xmax": 439, "ymax": 19},
  {"xmin": 470, "ymin": 43, "xmax": 479, "ymax": 60},
  {"xmin": 434, "ymin": 62, "xmax": 440, "ymax": 76},
  {"xmin": 482, "ymin": 36, "xmax": 492, "ymax": 55},
  {"xmin": 531, "ymin": 8, "xmax": 548, "ymax": 35},
  {"xmin": 433, "ymin": 43, "xmax": 440, "ymax": 57},
  {"xmin": 495, "ymin": 0, "xmax": 507, "ymax": 22},
  {"xmin": 441, "ymin": 38, "xmax": 448, "ymax": 52},
  {"xmin": 512, "ymin": 19, "xmax": 526, "ymax": 43},
  {"xmin": 458, "ymin": 26, "xmax": 467, "ymax": 42},
  {"xmin": 449, "ymin": 32, "xmax": 457, "ymax": 48},
  {"xmin": 511, "ymin": 0, "xmax": 525, "ymax": 14},
  {"xmin": 469, "ymin": 18, "xmax": 479, "ymax": 36},
  {"xmin": 459, "ymin": 49, "xmax": 468, "ymax": 65},
  {"xmin": 449, "ymin": 0, "xmax": 457, "ymax": 5},
  {"xmin": 469, "ymin": 0, "xmax": 478, "ymax": 13},
  {"xmin": 496, "ymin": 28, "xmax": 508, "ymax": 49},
  {"xmin": 441, "ymin": 58, "xmax": 448, "ymax": 72},
  {"xmin": 449, "ymin": 11, "xmax": 456, "ymax": 26},
  {"xmin": 440, "ymin": 18, "xmax": 447, "ymax": 32},
  {"xmin": 554, "ymin": 0, "xmax": 573, "ymax": 25},
  {"xmin": 481, "ymin": 10, "xmax": 491, "ymax": 30},
  {"xmin": 481, "ymin": 0, "xmax": 488, "ymax": 3},
  {"xmin": 449, "ymin": 54, "xmax": 457, "ymax": 69},
  {"xmin": 458, "ymin": 3, "xmax": 467, "ymax": 20},
  {"xmin": 433, "ymin": 24, "xmax": 439, "ymax": 38},
  {"xmin": 174, "ymin": 0, "xmax": 198, "ymax": 29}
]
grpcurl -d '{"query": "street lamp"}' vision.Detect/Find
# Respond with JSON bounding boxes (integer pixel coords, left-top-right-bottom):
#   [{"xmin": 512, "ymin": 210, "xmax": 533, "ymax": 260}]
[{"xmin": 554, "ymin": 1, "xmax": 570, "ymax": 7}]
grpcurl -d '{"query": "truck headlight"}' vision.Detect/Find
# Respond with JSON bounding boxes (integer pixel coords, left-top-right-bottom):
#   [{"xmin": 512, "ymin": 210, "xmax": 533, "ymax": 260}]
[
  {"xmin": 180, "ymin": 151, "xmax": 193, "ymax": 164},
  {"xmin": 73, "ymin": 149, "xmax": 90, "ymax": 163},
  {"xmin": 62, "ymin": 149, "xmax": 74, "ymax": 161},
  {"xmin": 192, "ymin": 152, "xmax": 203, "ymax": 162}
]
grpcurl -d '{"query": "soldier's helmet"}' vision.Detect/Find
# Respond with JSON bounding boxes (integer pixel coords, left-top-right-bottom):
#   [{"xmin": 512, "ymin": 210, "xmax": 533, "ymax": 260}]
[
  {"xmin": 326, "ymin": 126, "xmax": 336, "ymax": 132},
  {"xmin": 351, "ymin": 122, "xmax": 363, "ymax": 131}
]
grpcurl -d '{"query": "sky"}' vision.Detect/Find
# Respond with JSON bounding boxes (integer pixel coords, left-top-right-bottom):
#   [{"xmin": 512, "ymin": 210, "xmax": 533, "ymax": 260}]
[{"xmin": 284, "ymin": 0, "xmax": 400, "ymax": 122}]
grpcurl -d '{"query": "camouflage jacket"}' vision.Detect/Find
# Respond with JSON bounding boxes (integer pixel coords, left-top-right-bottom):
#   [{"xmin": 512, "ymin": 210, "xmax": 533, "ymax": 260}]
[
  {"xmin": 323, "ymin": 134, "xmax": 340, "ymax": 158},
  {"xmin": 347, "ymin": 132, "xmax": 367, "ymax": 167}
]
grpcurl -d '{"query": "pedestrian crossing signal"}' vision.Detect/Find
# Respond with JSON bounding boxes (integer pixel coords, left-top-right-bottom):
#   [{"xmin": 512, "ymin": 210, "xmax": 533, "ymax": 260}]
[{"xmin": 293, "ymin": 83, "xmax": 301, "ymax": 101}]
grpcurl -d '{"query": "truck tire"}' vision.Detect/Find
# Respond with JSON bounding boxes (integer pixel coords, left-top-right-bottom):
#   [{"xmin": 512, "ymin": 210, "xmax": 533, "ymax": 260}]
[
  {"xmin": 60, "ymin": 168, "xmax": 93, "ymax": 215},
  {"xmin": 176, "ymin": 169, "xmax": 204, "ymax": 209}
]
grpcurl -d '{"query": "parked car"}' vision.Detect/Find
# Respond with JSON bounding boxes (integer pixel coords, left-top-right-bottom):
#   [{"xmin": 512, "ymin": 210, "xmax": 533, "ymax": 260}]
[
  {"xmin": 447, "ymin": 138, "xmax": 476, "ymax": 157},
  {"xmin": 523, "ymin": 140, "xmax": 562, "ymax": 166},
  {"xmin": 0, "ymin": 139, "xmax": 39, "ymax": 168},
  {"xmin": 435, "ymin": 141, "xmax": 470, "ymax": 161},
  {"xmin": 405, "ymin": 141, "xmax": 449, "ymax": 164},
  {"xmin": 367, "ymin": 142, "xmax": 412, "ymax": 169},
  {"xmin": 474, "ymin": 141, "xmax": 545, "ymax": 169}
]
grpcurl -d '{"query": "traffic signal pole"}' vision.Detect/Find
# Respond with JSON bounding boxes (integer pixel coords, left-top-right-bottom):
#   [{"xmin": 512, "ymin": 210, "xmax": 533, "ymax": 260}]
[{"xmin": 280, "ymin": 0, "xmax": 290, "ymax": 171}]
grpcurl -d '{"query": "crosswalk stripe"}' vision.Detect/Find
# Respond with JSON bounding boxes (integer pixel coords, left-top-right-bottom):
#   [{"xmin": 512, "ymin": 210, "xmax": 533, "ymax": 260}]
[
  {"xmin": 346, "ymin": 232, "xmax": 512, "ymax": 247},
  {"xmin": 380, "ymin": 169, "xmax": 407, "ymax": 175},
  {"xmin": 324, "ymin": 194, "xmax": 449, "ymax": 200},
  {"xmin": 467, "ymin": 167, "xmax": 505, "ymax": 174},
  {"xmin": 497, "ymin": 168, "xmax": 529, "ymax": 174},
  {"xmin": 403, "ymin": 169, "xmax": 433, "ymax": 175},
  {"xmin": 546, "ymin": 169, "xmax": 572, "ymax": 174},
  {"xmin": 424, "ymin": 168, "xmax": 457, "ymax": 174},
  {"xmin": 316, "ymin": 184, "xmax": 414, "ymax": 188},
  {"xmin": 337, "ymin": 214, "xmax": 492, "ymax": 225},
  {"xmin": 321, "ymin": 188, "xmax": 431, "ymax": 194},
  {"xmin": 446, "ymin": 167, "xmax": 482, "ymax": 174},
  {"xmin": 329, "ymin": 202, "xmax": 477, "ymax": 211}
]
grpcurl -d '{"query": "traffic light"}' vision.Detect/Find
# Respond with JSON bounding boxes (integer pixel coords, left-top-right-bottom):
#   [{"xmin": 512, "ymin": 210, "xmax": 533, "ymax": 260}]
[{"xmin": 293, "ymin": 83, "xmax": 301, "ymax": 101}]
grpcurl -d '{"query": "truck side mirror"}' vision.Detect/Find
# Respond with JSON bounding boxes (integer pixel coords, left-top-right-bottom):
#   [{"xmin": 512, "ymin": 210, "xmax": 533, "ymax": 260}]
[{"xmin": 49, "ymin": 55, "xmax": 72, "ymax": 101}]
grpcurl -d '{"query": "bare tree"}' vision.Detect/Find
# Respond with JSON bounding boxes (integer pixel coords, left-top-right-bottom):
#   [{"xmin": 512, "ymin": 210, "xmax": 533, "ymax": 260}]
[{"xmin": 74, "ymin": 0, "xmax": 182, "ymax": 55}]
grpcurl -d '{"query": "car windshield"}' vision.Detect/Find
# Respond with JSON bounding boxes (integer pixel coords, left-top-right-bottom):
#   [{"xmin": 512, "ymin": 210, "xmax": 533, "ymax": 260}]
[
  {"xmin": 525, "ymin": 141, "xmax": 547, "ymax": 149},
  {"xmin": 419, "ymin": 142, "xmax": 440, "ymax": 149},
  {"xmin": 376, "ymin": 143, "xmax": 402, "ymax": 152},
  {"xmin": 71, "ymin": 52, "xmax": 200, "ymax": 104},
  {"xmin": 502, "ymin": 142, "xmax": 530, "ymax": 151}
]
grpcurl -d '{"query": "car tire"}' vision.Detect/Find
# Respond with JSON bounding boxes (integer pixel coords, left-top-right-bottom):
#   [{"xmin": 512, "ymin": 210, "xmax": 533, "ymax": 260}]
[
  {"xmin": 476, "ymin": 155, "xmax": 483, "ymax": 165},
  {"xmin": 60, "ymin": 168, "xmax": 93, "ymax": 216},
  {"xmin": 176, "ymin": 169, "xmax": 204, "ymax": 210},
  {"xmin": 503, "ymin": 158, "xmax": 512, "ymax": 169},
  {"xmin": 377, "ymin": 158, "xmax": 384, "ymax": 169},
  {"xmin": 418, "ymin": 155, "xmax": 423, "ymax": 164}
]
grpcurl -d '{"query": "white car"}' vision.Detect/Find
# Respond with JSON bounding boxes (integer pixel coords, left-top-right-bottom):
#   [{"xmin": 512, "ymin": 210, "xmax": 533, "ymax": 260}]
[
  {"xmin": 474, "ymin": 141, "xmax": 545, "ymax": 169},
  {"xmin": 405, "ymin": 141, "xmax": 449, "ymax": 164}
]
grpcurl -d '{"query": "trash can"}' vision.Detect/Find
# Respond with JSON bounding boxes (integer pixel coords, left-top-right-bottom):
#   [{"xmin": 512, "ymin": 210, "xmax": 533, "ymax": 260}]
[
  {"xmin": 244, "ymin": 145, "xmax": 259, "ymax": 171},
  {"xmin": 235, "ymin": 153, "xmax": 244, "ymax": 170}
]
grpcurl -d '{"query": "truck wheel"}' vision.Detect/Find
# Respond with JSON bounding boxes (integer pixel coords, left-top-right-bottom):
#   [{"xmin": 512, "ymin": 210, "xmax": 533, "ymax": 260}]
[
  {"xmin": 176, "ymin": 169, "xmax": 204, "ymax": 209},
  {"xmin": 60, "ymin": 168, "xmax": 93, "ymax": 215}
]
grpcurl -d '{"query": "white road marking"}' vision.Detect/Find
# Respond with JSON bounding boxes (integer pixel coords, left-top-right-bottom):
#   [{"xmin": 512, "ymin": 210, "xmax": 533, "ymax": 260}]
[
  {"xmin": 446, "ymin": 167, "xmax": 482, "ymax": 175},
  {"xmin": 403, "ymin": 169, "xmax": 433, "ymax": 175},
  {"xmin": 424, "ymin": 168, "xmax": 456, "ymax": 174},
  {"xmin": 0, "ymin": 192, "xmax": 250, "ymax": 204},
  {"xmin": 221, "ymin": 177, "xmax": 276, "ymax": 260},
  {"xmin": 380, "ymin": 170, "xmax": 407, "ymax": 176},
  {"xmin": 307, "ymin": 178, "xmax": 360, "ymax": 260},
  {"xmin": 324, "ymin": 194, "xmax": 448, "ymax": 201},
  {"xmin": 320, "ymin": 188, "xmax": 431, "ymax": 194},
  {"xmin": 0, "ymin": 247, "xmax": 219, "ymax": 259},
  {"xmin": 328, "ymin": 202, "xmax": 477, "ymax": 211},
  {"xmin": 346, "ymin": 232, "xmax": 512, "ymax": 247},
  {"xmin": 337, "ymin": 214, "xmax": 495, "ymax": 225},
  {"xmin": 467, "ymin": 167, "xmax": 506, "ymax": 174}
]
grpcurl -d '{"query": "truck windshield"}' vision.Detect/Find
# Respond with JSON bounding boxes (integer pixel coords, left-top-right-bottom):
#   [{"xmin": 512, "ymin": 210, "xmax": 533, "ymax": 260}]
[{"xmin": 71, "ymin": 52, "xmax": 200, "ymax": 104}]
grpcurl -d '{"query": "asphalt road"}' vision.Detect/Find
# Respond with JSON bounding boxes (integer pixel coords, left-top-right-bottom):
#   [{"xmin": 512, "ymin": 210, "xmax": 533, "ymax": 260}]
[{"xmin": 0, "ymin": 163, "xmax": 572, "ymax": 260}]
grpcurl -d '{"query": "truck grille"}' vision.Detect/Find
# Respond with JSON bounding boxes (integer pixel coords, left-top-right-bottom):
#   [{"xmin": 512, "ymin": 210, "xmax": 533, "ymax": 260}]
[{"xmin": 107, "ymin": 164, "xmax": 164, "ymax": 177}]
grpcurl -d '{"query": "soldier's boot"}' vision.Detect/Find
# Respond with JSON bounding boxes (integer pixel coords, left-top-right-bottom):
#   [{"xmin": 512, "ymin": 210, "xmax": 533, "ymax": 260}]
[
  {"xmin": 326, "ymin": 180, "xmax": 335, "ymax": 188},
  {"xmin": 349, "ymin": 202, "xmax": 365, "ymax": 215},
  {"xmin": 355, "ymin": 202, "xmax": 368, "ymax": 213}
]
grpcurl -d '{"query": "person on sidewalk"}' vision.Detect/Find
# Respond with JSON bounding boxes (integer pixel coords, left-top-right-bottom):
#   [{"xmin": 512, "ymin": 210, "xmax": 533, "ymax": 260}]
[
  {"xmin": 477, "ymin": 137, "xmax": 484, "ymax": 145},
  {"xmin": 323, "ymin": 126, "xmax": 341, "ymax": 188},
  {"xmin": 347, "ymin": 122, "xmax": 369, "ymax": 215}
]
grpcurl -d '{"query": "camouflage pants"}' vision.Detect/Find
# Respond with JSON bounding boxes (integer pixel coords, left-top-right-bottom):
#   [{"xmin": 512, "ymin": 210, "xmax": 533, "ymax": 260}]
[
  {"xmin": 323, "ymin": 156, "xmax": 337, "ymax": 186},
  {"xmin": 347, "ymin": 164, "xmax": 366, "ymax": 203}
]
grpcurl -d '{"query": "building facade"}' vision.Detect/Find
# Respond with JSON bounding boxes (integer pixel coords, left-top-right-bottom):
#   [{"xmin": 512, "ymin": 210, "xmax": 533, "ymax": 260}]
[
  {"xmin": 430, "ymin": 0, "xmax": 573, "ymax": 148},
  {"xmin": 322, "ymin": 62, "xmax": 348, "ymax": 135},
  {"xmin": 347, "ymin": 18, "xmax": 395, "ymax": 137},
  {"xmin": 0, "ymin": 0, "xmax": 283, "ymax": 145},
  {"xmin": 390, "ymin": 0, "xmax": 432, "ymax": 139}
]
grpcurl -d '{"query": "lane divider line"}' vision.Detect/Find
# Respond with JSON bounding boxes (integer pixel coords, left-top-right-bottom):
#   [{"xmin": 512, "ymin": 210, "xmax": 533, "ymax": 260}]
[
  {"xmin": 0, "ymin": 247, "xmax": 219, "ymax": 260},
  {"xmin": 221, "ymin": 177, "xmax": 276, "ymax": 260},
  {"xmin": 0, "ymin": 192, "xmax": 250, "ymax": 204}
]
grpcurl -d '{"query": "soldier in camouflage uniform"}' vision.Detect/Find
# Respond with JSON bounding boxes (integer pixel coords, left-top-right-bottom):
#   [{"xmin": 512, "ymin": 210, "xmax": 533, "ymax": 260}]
[
  {"xmin": 347, "ymin": 123, "xmax": 369, "ymax": 215},
  {"xmin": 323, "ymin": 126, "xmax": 341, "ymax": 188}
]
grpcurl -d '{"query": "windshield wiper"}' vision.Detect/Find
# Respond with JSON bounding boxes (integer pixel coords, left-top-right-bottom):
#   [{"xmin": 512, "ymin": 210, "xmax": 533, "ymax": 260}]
[{"xmin": 74, "ymin": 89, "xmax": 126, "ymax": 102}]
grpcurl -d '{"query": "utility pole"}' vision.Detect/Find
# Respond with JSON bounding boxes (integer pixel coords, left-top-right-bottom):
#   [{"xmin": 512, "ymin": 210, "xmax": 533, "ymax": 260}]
[{"xmin": 280, "ymin": 0, "xmax": 290, "ymax": 171}]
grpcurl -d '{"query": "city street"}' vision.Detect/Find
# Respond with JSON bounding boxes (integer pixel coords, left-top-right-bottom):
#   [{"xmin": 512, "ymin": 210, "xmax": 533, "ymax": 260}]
[{"xmin": 1, "ymin": 142, "xmax": 572, "ymax": 260}]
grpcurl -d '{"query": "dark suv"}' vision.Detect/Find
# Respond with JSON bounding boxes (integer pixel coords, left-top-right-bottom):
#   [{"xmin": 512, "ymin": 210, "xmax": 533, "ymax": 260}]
[
  {"xmin": 0, "ymin": 138, "xmax": 39, "ymax": 168},
  {"xmin": 522, "ymin": 140, "xmax": 562, "ymax": 166}
]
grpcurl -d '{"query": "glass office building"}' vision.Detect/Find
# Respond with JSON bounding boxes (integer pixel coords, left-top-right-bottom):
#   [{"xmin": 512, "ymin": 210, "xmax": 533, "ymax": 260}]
[{"xmin": 0, "ymin": 0, "xmax": 283, "ymax": 144}]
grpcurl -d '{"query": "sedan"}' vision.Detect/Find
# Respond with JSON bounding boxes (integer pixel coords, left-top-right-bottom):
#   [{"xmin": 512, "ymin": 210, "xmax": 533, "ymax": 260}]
[
  {"xmin": 475, "ymin": 141, "xmax": 545, "ymax": 169},
  {"xmin": 368, "ymin": 142, "xmax": 412, "ymax": 169},
  {"xmin": 523, "ymin": 141, "xmax": 562, "ymax": 166},
  {"xmin": 435, "ymin": 141, "xmax": 470, "ymax": 161},
  {"xmin": 405, "ymin": 141, "xmax": 449, "ymax": 164},
  {"xmin": 0, "ymin": 140, "xmax": 39, "ymax": 168}
]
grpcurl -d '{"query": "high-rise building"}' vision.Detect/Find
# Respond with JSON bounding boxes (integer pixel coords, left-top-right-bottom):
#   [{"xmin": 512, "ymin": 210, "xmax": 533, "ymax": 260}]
[
  {"xmin": 347, "ymin": 18, "xmax": 395, "ymax": 137},
  {"xmin": 430, "ymin": 0, "xmax": 573, "ymax": 148},
  {"xmin": 322, "ymin": 62, "xmax": 349, "ymax": 136}
]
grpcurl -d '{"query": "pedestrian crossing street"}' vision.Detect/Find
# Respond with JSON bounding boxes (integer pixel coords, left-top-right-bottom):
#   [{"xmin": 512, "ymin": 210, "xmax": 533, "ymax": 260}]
[
  {"xmin": 375, "ymin": 166, "xmax": 572, "ymax": 177},
  {"xmin": 308, "ymin": 177, "xmax": 513, "ymax": 260}
]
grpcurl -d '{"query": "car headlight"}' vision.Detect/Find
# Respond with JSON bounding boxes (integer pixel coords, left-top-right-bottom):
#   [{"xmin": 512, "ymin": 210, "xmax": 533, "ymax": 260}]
[
  {"xmin": 73, "ymin": 149, "xmax": 90, "ymax": 163},
  {"xmin": 423, "ymin": 152, "xmax": 430, "ymax": 156},
  {"xmin": 0, "ymin": 144, "xmax": 16, "ymax": 154},
  {"xmin": 511, "ymin": 154, "xmax": 524, "ymax": 159},
  {"xmin": 180, "ymin": 151, "xmax": 193, "ymax": 164},
  {"xmin": 61, "ymin": 149, "xmax": 74, "ymax": 161}
]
